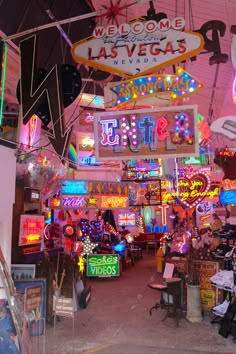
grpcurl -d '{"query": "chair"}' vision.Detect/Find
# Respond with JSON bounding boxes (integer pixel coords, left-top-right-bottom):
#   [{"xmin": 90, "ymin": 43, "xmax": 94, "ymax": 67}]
[
  {"xmin": 54, "ymin": 296, "xmax": 75, "ymax": 333},
  {"xmin": 148, "ymin": 262, "xmax": 181, "ymax": 320},
  {"xmin": 148, "ymin": 274, "xmax": 183, "ymax": 326}
]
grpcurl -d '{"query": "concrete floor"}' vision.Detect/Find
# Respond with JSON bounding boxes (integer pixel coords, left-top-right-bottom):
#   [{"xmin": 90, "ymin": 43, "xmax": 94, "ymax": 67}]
[{"xmin": 45, "ymin": 252, "xmax": 236, "ymax": 354}]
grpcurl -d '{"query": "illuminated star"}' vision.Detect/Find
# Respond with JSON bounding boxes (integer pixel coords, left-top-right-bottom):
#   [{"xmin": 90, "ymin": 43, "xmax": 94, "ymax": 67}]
[
  {"xmin": 84, "ymin": 196, "xmax": 98, "ymax": 207},
  {"xmin": 77, "ymin": 256, "xmax": 85, "ymax": 273},
  {"xmin": 81, "ymin": 236, "xmax": 98, "ymax": 256},
  {"xmin": 97, "ymin": 0, "xmax": 137, "ymax": 27}
]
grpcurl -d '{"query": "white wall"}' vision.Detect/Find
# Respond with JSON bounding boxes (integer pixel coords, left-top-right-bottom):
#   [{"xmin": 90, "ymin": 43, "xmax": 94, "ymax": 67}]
[{"xmin": 0, "ymin": 145, "xmax": 16, "ymax": 268}]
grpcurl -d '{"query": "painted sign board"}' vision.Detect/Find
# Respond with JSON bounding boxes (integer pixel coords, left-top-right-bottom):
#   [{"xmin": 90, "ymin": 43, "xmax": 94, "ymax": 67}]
[
  {"xmin": 71, "ymin": 18, "xmax": 204, "ymax": 77},
  {"xmin": 94, "ymin": 105, "xmax": 198, "ymax": 161},
  {"xmin": 87, "ymin": 254, "xmax": 120, "ymax": 277}
]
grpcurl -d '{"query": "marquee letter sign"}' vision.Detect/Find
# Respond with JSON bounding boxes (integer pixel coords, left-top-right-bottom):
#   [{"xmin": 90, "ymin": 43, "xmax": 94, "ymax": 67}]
[
  {"xmin": 94, "ymin": 105, "xmax": 198, "ymax": 161},
  {"xmin": 71, "ymin": 17, "xmax": 204, "ymax": 77},
  {"xmin": 104, "ymin": 67, "xmax": 203, "ymax": 109}
]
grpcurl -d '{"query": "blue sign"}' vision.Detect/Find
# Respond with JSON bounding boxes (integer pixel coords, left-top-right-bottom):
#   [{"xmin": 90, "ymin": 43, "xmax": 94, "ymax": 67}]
[
  {"xmin": 219, "ymin": 190, "xmax": 236, "ymax": 205},
  {"xmin": 61, "ymin": 180, "xmax": 88, "ymax": 194}
]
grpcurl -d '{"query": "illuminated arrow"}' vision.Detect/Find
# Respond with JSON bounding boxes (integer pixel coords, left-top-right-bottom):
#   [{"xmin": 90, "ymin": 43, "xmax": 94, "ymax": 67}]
[{"xmin": 104, "ymin": 67, "xmax": 203, "ymax": 108}]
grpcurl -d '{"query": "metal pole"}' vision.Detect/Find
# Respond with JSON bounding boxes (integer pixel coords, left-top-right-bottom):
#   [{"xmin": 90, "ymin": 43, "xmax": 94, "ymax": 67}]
[{"xmin": 1, "ymin": 0, "xmax": 150, "ymax": 42}]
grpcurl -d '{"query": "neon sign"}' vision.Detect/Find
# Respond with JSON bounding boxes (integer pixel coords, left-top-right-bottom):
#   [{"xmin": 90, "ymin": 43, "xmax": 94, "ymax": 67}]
[
  {"xmin": 62, "ymin": 196, "xmax": 85, "ymax": 208},
  {"xmin": 219, "ymin": 190, "xmax": 236, "ymax": 205},
  {"xmin": 105, "ymin": 67, "xmax": 203, "ymax": 108},
  {"xmin": 19, "ymin": 215, "xmax": 44, "ymax": 246},
  {"xmin": 221, "ymin": 179, "xmax": 236, "ymax": 190},
  {"xmin": 175, "ymin": 172, "xmax": 211, "ymax": 208},
  {"xmin": 71, "ymin": 17, "xmax": 204, "ymax": 77},
  {"xmin": 101, "ymin": 196, "xmax": 128, "ymax": 208},
  {"xmin": 60, "ymin": 180, "xmax": 129, "ymax": 209},
  {"xmin": 94, "ymin": 106, "xmax": 198, "ymax": 160}
]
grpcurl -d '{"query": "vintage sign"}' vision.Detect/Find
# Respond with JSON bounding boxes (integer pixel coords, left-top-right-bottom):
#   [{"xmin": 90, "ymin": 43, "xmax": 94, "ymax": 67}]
[
  {"xmin": 193, "ymin": 260, "xmax": 221, "ymax": 312},
  {"xmin": 104, "ymin": 67, "xmax": 203, "ymax": 108},
  {"xmin": 25, "ymin": 285, "xmax": 42, "ymax": 312},
  {"xmin": 94, "ymin": 105, "xmax": 198, "ymax": 161},
  {"xmin": 87, "ymin": 254, "xmax": 120, "ymax": 277},
  {"xmin": 71, "ymin": 18, "xmax": 204, "ymax": 77},
  {"xmin": 60, "ymin": 180, "xmax": 129, "ymax": 209},
  {"xmin": 18, "ymin": 215, "xmax": 45, "ymax": 246}
]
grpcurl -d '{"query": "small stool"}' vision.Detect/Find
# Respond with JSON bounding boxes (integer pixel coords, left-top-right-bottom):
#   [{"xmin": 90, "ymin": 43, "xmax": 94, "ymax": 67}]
[
  {"xmin": 148, "ymin": 283, "xmax": 168, "ymax": 315},
  {"xmin": 148, "ymin": 278, "xmax": 184, "ymax": 326}
]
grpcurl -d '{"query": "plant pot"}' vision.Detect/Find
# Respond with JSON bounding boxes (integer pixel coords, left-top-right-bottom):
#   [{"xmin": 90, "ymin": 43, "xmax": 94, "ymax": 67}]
[{"xmin": 186, "ymin": 284, "xmax": 203, "ymax": 323}]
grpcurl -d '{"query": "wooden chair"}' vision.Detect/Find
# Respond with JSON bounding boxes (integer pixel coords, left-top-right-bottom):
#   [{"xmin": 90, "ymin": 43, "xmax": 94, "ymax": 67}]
[{"xmin": 54, "ymin": 296, "xmax": 75, "ymax": 333}]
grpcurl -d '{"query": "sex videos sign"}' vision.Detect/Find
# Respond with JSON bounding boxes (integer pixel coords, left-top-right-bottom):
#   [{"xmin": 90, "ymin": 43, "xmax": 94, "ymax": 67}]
[
  {"xmin": 94, "ymin": 105, "xmax": 198, "ymax": 161},
  {"xmin": 87, "ymin": 254, "xmax": 120, "ymax": 277},
  {"xmin": 71, "ymin": 17, "xmax": 204, "ymax": 77}
]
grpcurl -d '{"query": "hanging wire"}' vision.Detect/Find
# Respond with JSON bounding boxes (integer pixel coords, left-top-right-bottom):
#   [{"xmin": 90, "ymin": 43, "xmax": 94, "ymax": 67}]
[{"xmin": 188, "ymin": 0, "xmax": 194, "ymax": 31}]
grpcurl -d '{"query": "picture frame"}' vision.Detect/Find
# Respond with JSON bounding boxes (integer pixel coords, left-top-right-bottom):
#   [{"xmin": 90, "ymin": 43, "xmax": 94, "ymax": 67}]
[
  {"xmin": 14, "ymin": 278, "xmax": 46, "ymax": 336},
  {"xmin": 11, "ymin": 264, "xmax": 36, "ymax": 281}
]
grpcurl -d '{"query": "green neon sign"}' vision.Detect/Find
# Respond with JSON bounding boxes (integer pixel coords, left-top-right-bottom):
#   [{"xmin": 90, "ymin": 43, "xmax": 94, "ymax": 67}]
[{"xmin": 87, "ymin": 254, "xmax": 120, "ymax": 277}]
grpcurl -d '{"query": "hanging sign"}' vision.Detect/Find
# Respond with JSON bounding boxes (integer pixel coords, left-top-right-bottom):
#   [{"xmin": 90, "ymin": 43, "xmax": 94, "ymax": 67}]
[
  {"xmin": 104, "ymin": 67, "xmax": 203, "ymax": 108},
  {"xmin": 71, "ymin": 18, "xmax": 204, "ymax": 77},
  {"xmin": 87, "ymin": 254, "xmax": 120, "ymax": 277},
  {"xmin": 94, "ymin": 105, "xmax": 198, "ymax": 161},
  {"xmin": 175, "ymin": 172, "xmax": 211, "ymax": 208},
  {"xmin": 210, "ymin": 116, "xmax": 236, "ymax": 140}
]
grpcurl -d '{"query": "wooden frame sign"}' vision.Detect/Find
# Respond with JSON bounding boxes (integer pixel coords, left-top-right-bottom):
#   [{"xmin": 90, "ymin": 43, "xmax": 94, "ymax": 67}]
[
  {"xmin": 87, "ymin": 254, "xmax": 120, "ymax": 277},
  {"xmin": 94, "ymin": 105, "xmax": 198, "ymax": 161}
]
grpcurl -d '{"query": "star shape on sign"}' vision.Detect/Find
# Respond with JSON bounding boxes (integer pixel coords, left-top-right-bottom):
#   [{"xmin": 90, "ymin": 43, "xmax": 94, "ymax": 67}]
[
  {"xmin": 77, "ymin": 256, "xmax": 85, "ymax": 273},
  {"xmin": 97, "ymin": 0, "xmax": 136, "ymax": 27},
  {"xmin": 84, "ymin": 195, "xmax": 98, "ymax": 207},
  {"xmin": 81, "ymin": 236, "xmax": 98, "ymax": 256}
]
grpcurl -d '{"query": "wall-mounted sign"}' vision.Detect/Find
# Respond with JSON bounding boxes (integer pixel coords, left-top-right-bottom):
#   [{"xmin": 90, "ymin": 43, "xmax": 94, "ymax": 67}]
[
  {"xmin": 118, "ymin": 213, "xmax": 136, "ymax": 226},
  {"xmin": 19, "ymin": 215, "xmax": 44, "ymax": 246},
  {"xmin": 104, "ymin": 67, "xmax": 203, "ymax": 109},
  {"xmin": 71, "ymin": 18, "xmax": 204, "ymax": 77},
  {"xmin": 61, "ymin": 180, "xmax": 88, "ymax": 194},
  {"xmin": 94, "ymin": 105, "xmax": 198, "ymax": 161},
  {"xmin": 160, "ymin": 182, "xmax": 220, "ymax": 205},
  {"xmin": 60, "ymin": 180, "xmax": 129, "ymax": 209},
  {"xmin": 87, "ymin": 254, "xmax": 120, "ymax": 277},
  {"xmin": 221, "ymin": 179, "xmax": 236, "ymax": 190},
  {"xmin": 175, "ymin": 172, "xmax": 211, "ymax": 208},
  {"xmin": 219, "ymin": 190, "xmax": 236, "ymax": 205}
]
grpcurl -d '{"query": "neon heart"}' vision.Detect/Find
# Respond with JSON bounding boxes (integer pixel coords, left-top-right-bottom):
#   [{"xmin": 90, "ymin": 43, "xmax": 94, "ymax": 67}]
[{"xmin": 177, "ymin": 172, "xmax": 211, "ymax": 208}]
